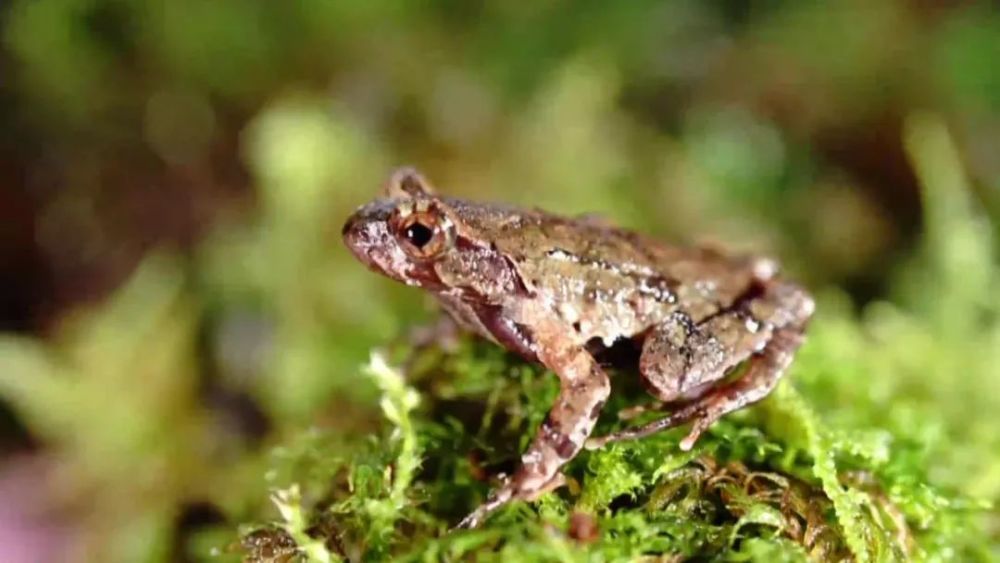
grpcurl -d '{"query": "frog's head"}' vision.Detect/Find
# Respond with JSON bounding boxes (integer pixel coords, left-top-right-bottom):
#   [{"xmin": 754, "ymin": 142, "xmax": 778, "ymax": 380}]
[
  {"xmin": 342, "ymin": 167, "xmax": 526, "ymax": 300},
  {"xmin": 342, "ymin": 167, "xmax": 453, "ymax": 288}
]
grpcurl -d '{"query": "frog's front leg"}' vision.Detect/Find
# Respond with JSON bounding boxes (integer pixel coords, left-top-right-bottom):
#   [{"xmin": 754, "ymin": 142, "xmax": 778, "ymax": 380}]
[
  {"xmin": 587, "ymin": 281, "xmax": 813, "ymax": 451},
  {"xmin": 456, "ymin": 314, "xmax": 611, "ymax": 529}
]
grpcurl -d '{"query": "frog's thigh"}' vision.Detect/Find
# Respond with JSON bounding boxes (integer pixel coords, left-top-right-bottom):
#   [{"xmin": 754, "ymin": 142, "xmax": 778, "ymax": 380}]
[
  {"xmin": 638, "ymin": 310, "xmax": 771, "ymax": 403},
  {"xmin": 590, "ymin": 281, "xmax": 813, "ymax": 450}
]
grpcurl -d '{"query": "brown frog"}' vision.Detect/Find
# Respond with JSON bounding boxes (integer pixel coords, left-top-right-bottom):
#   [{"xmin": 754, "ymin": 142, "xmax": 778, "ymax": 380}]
[{"xmin": 341, "ymin": 168, "xmax": 814, "ymax": 528}]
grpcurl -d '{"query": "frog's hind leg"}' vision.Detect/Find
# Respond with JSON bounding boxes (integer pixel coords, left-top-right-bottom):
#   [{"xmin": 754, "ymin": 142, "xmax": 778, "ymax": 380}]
[
  {"xmin": 587, "ymin": 281, "xmax": 813, "ymax": 451},
  {"xmin": 608, "ymin": 310, "xmax": 765, "ymax": 422},
  {"xmin": 589, "ymin": 326, "xmax": 805, "ymax": 451}
]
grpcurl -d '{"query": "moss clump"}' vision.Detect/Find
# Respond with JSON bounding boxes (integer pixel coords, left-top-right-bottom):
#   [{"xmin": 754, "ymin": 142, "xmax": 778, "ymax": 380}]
[{"xmin": 240, "ymin": 325, "xmax": 988, "ymax": 562}]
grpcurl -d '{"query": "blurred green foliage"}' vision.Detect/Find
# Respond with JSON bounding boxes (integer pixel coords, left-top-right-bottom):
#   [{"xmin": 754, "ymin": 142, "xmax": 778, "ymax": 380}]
[{"xmin": 0, "ymin": 1, "xmax": 998, "ymax": 561}]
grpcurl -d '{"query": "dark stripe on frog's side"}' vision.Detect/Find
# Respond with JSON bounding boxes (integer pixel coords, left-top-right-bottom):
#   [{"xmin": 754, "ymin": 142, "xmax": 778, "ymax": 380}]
[{"xmin": 544, "ymin": 247, "xmax": 656, "ymax": 276}]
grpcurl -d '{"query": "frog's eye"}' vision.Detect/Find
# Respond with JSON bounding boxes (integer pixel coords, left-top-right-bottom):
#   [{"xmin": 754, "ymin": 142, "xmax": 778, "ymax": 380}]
[
  {"xmin": 404, "ymin": 222, "xmax": 434, "ymax": 248},
  {"xmin": 393, "ymin": 209, "xmax": 452, "ymax": 259}
]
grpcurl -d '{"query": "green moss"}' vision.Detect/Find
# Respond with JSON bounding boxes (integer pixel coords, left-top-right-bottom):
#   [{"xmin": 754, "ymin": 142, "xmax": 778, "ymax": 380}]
[{"xmin": 239, "ymin": 324, "xmax": 990, "ymax": 561}]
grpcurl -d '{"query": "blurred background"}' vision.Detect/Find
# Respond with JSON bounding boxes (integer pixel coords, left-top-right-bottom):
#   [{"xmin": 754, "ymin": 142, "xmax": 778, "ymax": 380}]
[{"xmin": 0, "ymin": 0, "xmax": 998, "ymax": 561}]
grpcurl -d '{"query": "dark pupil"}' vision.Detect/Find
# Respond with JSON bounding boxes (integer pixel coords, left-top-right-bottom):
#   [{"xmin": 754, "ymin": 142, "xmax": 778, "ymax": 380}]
[{"xmin": 404, "ymin": 223, "xmax": 434, "ymax": 248}]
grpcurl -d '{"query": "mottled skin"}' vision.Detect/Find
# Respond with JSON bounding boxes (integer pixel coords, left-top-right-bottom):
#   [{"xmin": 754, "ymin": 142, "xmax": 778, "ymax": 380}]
[{"xmin": 341, "ymin": 168, "xmax": 815, "ymax": 529}]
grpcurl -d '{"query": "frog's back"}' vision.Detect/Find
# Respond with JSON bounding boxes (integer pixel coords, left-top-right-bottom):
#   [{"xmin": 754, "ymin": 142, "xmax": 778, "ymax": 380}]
[{"xmin": 445, "ymin": 198, "xmax": 766, "ymax": 339}]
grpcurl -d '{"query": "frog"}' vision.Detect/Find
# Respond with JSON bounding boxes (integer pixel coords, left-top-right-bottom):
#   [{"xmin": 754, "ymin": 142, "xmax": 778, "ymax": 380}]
[{"xmin": 341, "ymin": 167, "xmax": 815, "ymax": 529}]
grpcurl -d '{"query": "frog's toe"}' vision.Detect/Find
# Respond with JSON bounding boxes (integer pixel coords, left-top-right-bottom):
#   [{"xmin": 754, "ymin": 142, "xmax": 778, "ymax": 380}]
[
  {"xmin": 584, "ymin": 435, "xmax": 608, "ymax": 450},
  {"xmin": 521, "ymin": 472, "xmax": 567, "ymax": 502},
  {"xmin": 453, "ymin": 484, "xmax": 514, "ymax": 530},
  {"xmin": 617, "ymin": 401, "xmax": 664, "ymax": 421},
  {"xmin": 678, "ymin": 422, "xmax": 709, "ymax": 451},
  {"xmin": 454, "ymin": 509, "xmax": 485, "ymax": 530}
]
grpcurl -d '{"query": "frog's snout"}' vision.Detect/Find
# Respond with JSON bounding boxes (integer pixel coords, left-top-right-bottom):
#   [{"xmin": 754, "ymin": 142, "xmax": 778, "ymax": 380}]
[
  {"xmin": 341, "ymin": 214, "xmax": 358, "ymax": 239},
  {"xmin": 342, "ymin": 200, "xmax": 396, "ymax": 251},
  {"xmin": 341, "ymin": 212, "xmax": 368, "ymax": 261},
  {"xmin": 341, "ymin": 206, "xmax": 396, "ymax": 276}
]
